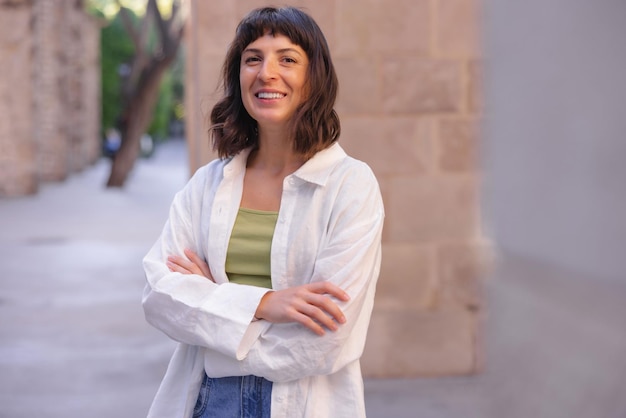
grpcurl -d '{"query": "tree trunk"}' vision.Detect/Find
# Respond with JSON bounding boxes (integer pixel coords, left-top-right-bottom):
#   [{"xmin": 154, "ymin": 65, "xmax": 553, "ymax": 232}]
[
  {"xmin": 105, "ymin": 0, "xmax": 183, "ymax": 188},
  {"xmin": 105, "ymin": 109, "xmax": 143, "ymax": 187},
  {"xmin": 106, "ymin": 58, "xmax": 172, "ymax": 188}
]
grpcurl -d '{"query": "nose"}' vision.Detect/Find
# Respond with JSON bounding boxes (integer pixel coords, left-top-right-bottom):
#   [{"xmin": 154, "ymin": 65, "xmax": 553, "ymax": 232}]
[{"xmin": 258, "ymin": 59, "xmax": 278, "ymax": 81}]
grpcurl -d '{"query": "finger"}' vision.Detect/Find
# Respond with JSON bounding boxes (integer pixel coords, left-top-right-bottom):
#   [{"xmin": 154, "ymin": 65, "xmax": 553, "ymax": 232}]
[
  {"xmin": 292, "ymin": 311, "xmax": 325, "ymax": 336},
  {"xmin": 166, "ymin": 260, "xmax": 191, "ymax": 274},
  {"xmin": 309, "ymin": 282, "xmax": 350, "ymax": 302},
  {"xmin": 305, "ymin": 293, "xmax": 346, "ymax": 325},
  {"xmin": 299, "ymin": 303, "xmax": 339, "ymax": 331},
  {"xmin": 183, "ymin": 249, "xmax": 214, "ymax": 280},
  {"xmin": 183, "ymin": 248, "xmax": 202, "ymax": 265},
  {"xmin": 168, "ymin": 255, "xmax": 193, "ymax": 270},
  {"xmin": 168, "ymin": 255, "xmax": 201, "ymax": 275}
]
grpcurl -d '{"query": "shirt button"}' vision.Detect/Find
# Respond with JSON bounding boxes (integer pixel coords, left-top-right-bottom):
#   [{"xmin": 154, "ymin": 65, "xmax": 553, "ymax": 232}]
[{"xmin": 276, "ymin": 396, "xmax": 284, "ymax": 403}]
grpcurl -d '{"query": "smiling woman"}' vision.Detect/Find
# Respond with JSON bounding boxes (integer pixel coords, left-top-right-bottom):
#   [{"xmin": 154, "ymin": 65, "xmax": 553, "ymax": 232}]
[
  {"xmin": 239, "ymin": 34, "xmax": 310, "ymax": 133},
  {"xmin": 210, "ymin": 7, "xmax": 341, "ymax": 160},
  {"xmin": 142, "ymin": 7, "xmax": 384, "ymax": 418}
]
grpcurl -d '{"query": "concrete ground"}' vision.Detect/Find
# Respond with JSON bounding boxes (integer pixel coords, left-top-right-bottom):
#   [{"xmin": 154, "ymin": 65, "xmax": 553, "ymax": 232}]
[{"xmin": 1, "ymin": 139, "xmax": 625, "ymax": 418}]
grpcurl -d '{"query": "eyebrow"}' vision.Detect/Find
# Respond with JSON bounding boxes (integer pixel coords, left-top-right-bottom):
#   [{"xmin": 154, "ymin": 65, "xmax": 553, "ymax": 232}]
[{"xmin": 243, "ymin": 47, "xmax": 304, "ymax": 57}]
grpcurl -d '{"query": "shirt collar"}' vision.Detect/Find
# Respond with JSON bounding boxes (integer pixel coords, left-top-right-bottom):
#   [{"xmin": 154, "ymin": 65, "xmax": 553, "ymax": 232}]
[
  {"xmin": 293, "ymin": 142, "xmax": 346, "ymax": 187},
  {"xmin": 223, "ymin": 142, "xmax": 346, "ymax": 187},
  {"xmin": 222, "ymin": 147, "xmax": 253, "ymax": 178}
]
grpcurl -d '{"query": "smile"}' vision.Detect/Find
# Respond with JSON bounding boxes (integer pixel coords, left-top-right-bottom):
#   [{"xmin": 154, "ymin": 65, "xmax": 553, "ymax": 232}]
[{"xmin": 256, "ymin": 92, "xmax": 286, "ymax": 99}]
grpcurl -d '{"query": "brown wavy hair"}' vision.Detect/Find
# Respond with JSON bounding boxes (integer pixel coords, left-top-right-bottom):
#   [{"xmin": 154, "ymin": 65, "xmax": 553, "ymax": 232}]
[{"xmin": 209, "ymin": 7, "xmax": 340, "ymax": 159}]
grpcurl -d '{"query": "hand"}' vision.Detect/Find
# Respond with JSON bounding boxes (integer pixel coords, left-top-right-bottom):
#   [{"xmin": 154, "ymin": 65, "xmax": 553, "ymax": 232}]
[
  {"xmin": 255, "ymin": 282, "xmax": 350, "ymax": 336},
  {"xmin": 167, "ymin": 248, "xmax": 215, "ymax": 283}
]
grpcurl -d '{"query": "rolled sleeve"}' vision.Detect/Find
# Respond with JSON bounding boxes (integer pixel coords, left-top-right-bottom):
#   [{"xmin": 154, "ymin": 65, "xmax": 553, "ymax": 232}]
[{"xmin": 142, "ymin": 161, "xmax": 271, "ymax": 359}]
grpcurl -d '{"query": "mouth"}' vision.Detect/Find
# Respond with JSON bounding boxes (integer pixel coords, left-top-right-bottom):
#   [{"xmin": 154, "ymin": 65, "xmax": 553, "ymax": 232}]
[{"xmin": 255, "ymin": 91, "xmax": 286, "ymax": 99}]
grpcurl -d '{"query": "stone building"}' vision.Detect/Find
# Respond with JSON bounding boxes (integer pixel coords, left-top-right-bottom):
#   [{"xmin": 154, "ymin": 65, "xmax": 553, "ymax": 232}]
[
  {"xmin": 0, "ymin": 0, "xmax": 101, "ymax": 197},
  {"xmin": 185, "ymin": 0, "xmax": 489, "ymax": 377}
]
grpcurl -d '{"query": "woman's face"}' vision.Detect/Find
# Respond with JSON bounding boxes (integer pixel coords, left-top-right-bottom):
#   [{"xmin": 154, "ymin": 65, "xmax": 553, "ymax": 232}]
[{"xmin": 240, "ymin": 33, "xmax": 309, "ymax": 130}]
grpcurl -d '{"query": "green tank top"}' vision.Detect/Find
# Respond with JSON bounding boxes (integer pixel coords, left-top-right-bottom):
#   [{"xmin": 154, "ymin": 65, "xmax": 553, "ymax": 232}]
[{"xmin": 225, "ymin": 208, "xmax": 278, "ymax": 289}]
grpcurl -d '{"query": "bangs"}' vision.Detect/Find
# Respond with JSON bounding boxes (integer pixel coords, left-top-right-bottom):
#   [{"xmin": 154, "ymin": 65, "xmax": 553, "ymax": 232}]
[
  {"xmin": 235, "ymin": 7, "xmax": 313, "ymax": 53},
  {"xmin": 211, "ymin": 6, "xmax": 339, "ymax": 159}
]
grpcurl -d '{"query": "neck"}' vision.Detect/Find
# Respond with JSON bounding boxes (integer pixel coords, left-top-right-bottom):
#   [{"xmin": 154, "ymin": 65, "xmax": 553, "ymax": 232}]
[{"xmin": 249, "ymin": 129, "xmax": 306, "ymax": 175}]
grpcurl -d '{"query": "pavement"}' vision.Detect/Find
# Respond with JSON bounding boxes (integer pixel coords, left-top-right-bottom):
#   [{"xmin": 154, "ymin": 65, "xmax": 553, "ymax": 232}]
[{"xmin": 1, "ymin": 138, "xmax": 626, "ymax": 418}]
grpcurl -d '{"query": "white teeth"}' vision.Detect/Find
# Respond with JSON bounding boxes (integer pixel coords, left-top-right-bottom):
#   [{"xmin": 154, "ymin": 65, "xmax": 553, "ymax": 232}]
[{"xmin": 257, "ymin": 92, "xmax": 284, "ymax": 99}]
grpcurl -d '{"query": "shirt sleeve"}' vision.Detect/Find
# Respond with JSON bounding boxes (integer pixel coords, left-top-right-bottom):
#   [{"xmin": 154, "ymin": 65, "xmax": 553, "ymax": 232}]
[
  {"xmin": 204, "ymin": 165, "xmax": 385, "ymax": 382},
  {"xmin": 141, "ymin": 166, "xmax": 271, "ymax": 359}
]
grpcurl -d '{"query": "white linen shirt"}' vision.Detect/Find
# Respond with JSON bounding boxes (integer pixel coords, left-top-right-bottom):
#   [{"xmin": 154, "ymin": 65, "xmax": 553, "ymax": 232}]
[{"xmin": 142, "ymin": 143, "xmax": 384, "ymax": 418}]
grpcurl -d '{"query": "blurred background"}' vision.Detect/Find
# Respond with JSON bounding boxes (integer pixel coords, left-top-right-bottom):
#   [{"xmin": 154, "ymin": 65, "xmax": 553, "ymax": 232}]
[{"xmin": 1, "ymin": 0, "xmax": 625, "ymax": 417}]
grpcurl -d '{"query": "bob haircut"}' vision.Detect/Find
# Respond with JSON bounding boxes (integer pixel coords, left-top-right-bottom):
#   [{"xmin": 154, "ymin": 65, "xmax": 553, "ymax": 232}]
[{"xmin": 210, "ymin": 7, "xmax": 340, "ymax": 159}]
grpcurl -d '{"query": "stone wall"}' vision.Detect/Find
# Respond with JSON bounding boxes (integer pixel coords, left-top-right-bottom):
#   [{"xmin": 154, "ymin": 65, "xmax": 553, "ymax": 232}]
[
  {"xmin": 0, "ymin": 0, "xmax": 36, "ymax": 195},
  {"xmin": 0, "ymin": 0, "xmax": 101, "ymax": 196},
  {"xmin": 185, "ymin": 0, "xmax": 489, "ymax": 376}
]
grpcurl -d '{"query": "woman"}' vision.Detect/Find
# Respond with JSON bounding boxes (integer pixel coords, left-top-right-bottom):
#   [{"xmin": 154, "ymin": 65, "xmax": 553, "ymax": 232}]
[{"xmin": 142, "ymin": 7, "xmax": 384, "ymax": 418}]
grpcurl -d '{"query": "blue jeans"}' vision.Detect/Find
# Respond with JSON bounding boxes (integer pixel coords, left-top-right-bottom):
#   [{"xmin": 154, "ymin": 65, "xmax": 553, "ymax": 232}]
[{"xmin": 193, "ymin": 373, "xmax": 273, "ymax": 418}]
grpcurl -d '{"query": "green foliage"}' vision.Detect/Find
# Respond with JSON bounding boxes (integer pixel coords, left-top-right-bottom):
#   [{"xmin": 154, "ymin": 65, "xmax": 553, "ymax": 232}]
[
  {"xmin": 98, "ymin": 6, "xmax": 184, "ymax": 140},
  {"xmin": 100, "ymin": 13, "xmax": 135, "ymax": 134},
  {"xmin": 84, "ymin": 0, "xmax": 110, "ymax": 19},
  {"xmin": 169, "ymin": 45, "xmax": 185, "ymax": 121}
]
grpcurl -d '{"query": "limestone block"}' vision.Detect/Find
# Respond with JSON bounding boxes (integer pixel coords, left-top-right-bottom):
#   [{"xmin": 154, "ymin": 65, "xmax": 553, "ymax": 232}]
[
  {"xmin": 368, "ymin": 0, "xmax": 430, "ymax": 54},
  {"xmin": 0, "ymin": 5, "xmax": 36, "ymax": 196},
  {"xmin": 65, "ymin": 5, "xmax": 87, "ymax": 173},
  {"xmin": 340, "ymin": 116, "xmax": 433, "ymax": 175},
  {"xmin": 334, "ymin": 57, "xmax": 380, "ymax": 114},
  {"xmin": 468, "ymin": 60, "xmax": 483, "ymax": 112},
  {"xmin": 336, "ymin": 0, "xmax": 430, "ymax": 56},
  {"xmin": 233, "ymin": 0, "xmax": 336, "ymax": 45},
  {"xmin": 34, "ymin": 0, "xmax": 68, "ymax": 181},
  {"xmin": 438, "ymin": 117, "xmax": 478, "ymax": 172},
  {"xmin": 82, "ymin": 17, "xmax": 102, "ymax": 165},
  {"xmin": 386, "ymin": 175, "xmax": 480, "ymax": 242},
  {"xmin": 185, "ymin": 50, "xmax": 223, "ymax": 170},
  {"xmin": 0, "ymin": 4, "xmax": 30, "ymax": 45},
  {"xmin": 185, "ymin": 3, "xmax": 224, "ymax": 168},
  {"xmin": 0, "ymin": 130, "xmax": 37, "ymax": 196},
  {"xmin": 437, "ymin": 241, "xmax": 491, "ymax": 311},
  {"xmin": 335, "ymin": 0, "xmax": 372, "ymax": 56},
  {"xmin": 381, "ymin": 58, "xmax": 462, "ymax": 114},
  {"xmin": 235, "ymin": 0, "xmax": 272, "ymax": 17},
  {"xmin": 361, "ymin": 308, "xmax": 478, "ymax": 376},
  {"xmin": 436, "ymin": 0, "xmax": 481, "ymax": 57},
  {"xmin": 0, "ymin": 6, "xmax": 32, "ymax": 144},
  {"xmin": 376, "ymin": 243, "xmax": 437, "ymax": 311},
  {"xmin": 197, "ymin": 50, "xmax": 224, "ymax": 100},
  {"xmin": 185, "ymin": 5, "xmax": 226, "ymax": 97},
  {"xmin": 193, "ymin": 1, "xmax": 236, "ymax": 55}
]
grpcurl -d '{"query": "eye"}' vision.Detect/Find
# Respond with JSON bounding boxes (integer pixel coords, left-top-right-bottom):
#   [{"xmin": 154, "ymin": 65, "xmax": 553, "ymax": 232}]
[
  {"xmin": 244, "ymin": 56, "xmax": 261, "ymax": 64},
  {"xmin": 281, "ymin": 56, "xmax": 297, "ymax": 64}
]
